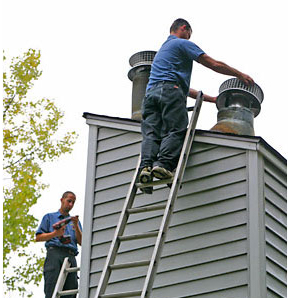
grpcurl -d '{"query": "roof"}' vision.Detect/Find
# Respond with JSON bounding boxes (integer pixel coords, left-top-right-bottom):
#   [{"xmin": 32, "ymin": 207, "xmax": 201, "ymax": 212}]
[{"xmin": 82, "ymin": 112, "xmax": 287, "ymax": 165}]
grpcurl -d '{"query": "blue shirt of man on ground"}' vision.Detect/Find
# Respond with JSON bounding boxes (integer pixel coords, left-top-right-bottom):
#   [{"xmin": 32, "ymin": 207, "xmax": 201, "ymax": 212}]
[
  {"xmin": 36, "ymin": 191, "xmax": 82, "ymax": 298},
  {"xmin": 139, "ymin": 18, "xmax": 254, "ymax": 193}
]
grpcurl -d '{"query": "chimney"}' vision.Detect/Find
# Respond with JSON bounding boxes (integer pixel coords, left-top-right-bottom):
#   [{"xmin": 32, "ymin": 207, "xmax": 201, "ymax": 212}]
[
  {"xmin": 128, "ymin": 51, "xmax": 156, "ymax": 121},
  {"xmin": 211, "ymin": 78, "xmax": 264, "ymax": 136}
]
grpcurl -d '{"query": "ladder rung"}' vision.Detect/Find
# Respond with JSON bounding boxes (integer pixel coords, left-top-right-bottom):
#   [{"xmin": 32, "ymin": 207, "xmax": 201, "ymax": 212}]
[
  {"xmin": 58, "ymin": 289, "xmax": 78, "ymax": 296},
  {"xmin": 110, "ymin": 260, "xmax": 150, "ymax": 270},
  {"xmin": 65, "ymin": 266, "xmax": 80, "ymax": 273},
  {"xmin": 100, "ymin": 290, "xmax": 142, "ymax": 298},
  {"xmin": 136, "ymin": 178, "xmax": 173, "ymax": 188},
  {"xmin": 127, "ymin": 203, "xmax": 166, "ymax": 214},
  {"xmin": 118, "ymin": 231, "xmax": 158, "ymax": 241}
]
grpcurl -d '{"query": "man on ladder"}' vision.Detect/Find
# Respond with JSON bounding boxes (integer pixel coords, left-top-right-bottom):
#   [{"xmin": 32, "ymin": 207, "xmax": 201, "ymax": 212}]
[
  {"xmin": 36, "ymin": 191, "xmax": 82, "ymax": 298},
  {"xmin": 95, "ymin": 18, "xmax": 255, "ymax": 298},
  {"xmin": 139, "ymin": 18, "xmax": 254, "ymax": 192}
]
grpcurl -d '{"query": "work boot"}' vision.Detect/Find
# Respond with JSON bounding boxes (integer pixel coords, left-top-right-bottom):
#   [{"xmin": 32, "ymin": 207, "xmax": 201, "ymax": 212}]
[
  {"xmin": 139, "ymin": 167, "xmax": 153, "ymax": 184},
  {"xmin": 152, "ymin": 166, "xmax": 173, "ymax": 180}
]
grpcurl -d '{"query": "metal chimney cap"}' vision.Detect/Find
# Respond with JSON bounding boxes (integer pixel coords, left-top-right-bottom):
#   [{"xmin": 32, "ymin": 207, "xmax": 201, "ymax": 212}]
[
  {"xmin": 129, "ymin": 51, "xmax": 157, "ymax": 67},
  {"xmin": 217, "ymin": 78, "xmax": 264, "ymax": 117},
  {"xmin": 128, "ymin": 51, "xmax": 157, "ymax": 81}
]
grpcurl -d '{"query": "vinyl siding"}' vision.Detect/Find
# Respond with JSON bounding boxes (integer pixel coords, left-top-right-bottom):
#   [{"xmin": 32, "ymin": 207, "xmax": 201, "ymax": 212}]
[
  {"xmin": 80, "ymin": 121, "xmax": 287, "ymax": 298},
  {"xmin": 87, "ymin": 126, "xmax": 249, "ymax": 298},
  {"xmin": 264, "ymin": 158, "xmax": 287, "ymax": 298}
]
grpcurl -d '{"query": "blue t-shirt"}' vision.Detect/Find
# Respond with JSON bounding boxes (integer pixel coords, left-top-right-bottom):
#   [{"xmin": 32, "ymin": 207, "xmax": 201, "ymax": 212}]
[
  {"xmin": 36, "ymin": 211, "xmax": 82, "ymax": 255},
  {"xmin": 147, "ymin": 35, "xmax": 205, "ymax": 95}
]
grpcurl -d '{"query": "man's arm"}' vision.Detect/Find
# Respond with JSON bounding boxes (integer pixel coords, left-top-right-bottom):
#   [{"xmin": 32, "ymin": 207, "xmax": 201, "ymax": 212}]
[
  {"xmin": 35, "ymin": 226, "xmax": 66, "ymax": 242},
  {"xmin": 71, "ymin": 216, "xmax": 82, "ymax": 245},
  {"xmin": 198, "ymin": 54, "xmax": 254, "ymax": 86},
  {"xmin": 188, "ymin": 88, "xmax": 217, "ymax": 103}
]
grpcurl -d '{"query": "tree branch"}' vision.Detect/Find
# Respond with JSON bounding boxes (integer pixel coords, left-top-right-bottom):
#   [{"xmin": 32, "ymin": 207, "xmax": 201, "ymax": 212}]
[{"xmin": 3, "ymin": 93, "xmax": 16, "ymax": 119}]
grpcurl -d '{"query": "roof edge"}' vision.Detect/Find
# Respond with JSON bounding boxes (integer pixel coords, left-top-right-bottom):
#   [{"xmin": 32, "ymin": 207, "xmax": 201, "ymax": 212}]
[
  {"xmin": 82, "ymin": 112, "xmax": 286, "ymax": 164},
  {"xmin": 83, "ymin": 112, "xmax": 141, "ymax": 126},
  {"xmin": 196, "ymin": 129, "xmax": 286, "ymax": 164}
]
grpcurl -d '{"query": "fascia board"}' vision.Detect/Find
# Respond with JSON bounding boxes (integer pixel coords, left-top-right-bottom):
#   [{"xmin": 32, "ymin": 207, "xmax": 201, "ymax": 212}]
[
  {"xmin": 85, "ymin": 118, "xmax": 141, "ymax": 133},
  {"xmin": 257, "ymin": 142, "xmax": 287, "ymax": 174},
  {"xmin": 194, "ymin": 132, "xmax": 259, "ymax": 151}
]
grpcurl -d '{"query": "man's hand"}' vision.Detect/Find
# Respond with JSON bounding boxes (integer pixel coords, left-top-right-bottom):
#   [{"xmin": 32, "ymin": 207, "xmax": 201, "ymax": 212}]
[
  {"xmin": 71, "ymin": 215, "xmax": 82, "ymax": 245},
  {"xmin": 71, "ymin": 215, "xmax": 79, "ymax": 227},
  {"xmin": 36, "ymin": 225, "xmax": 66, "ymax": 242},
  {"xmin": 53, "ymin": 225, "xmax": 66, "ymax": 237},
  {"xmin": 189, "ymin": 88, "xmax": 217, "ymax": 103},
  {"xmin": 237, "ymin": 73, "xmax": 254, "ymax": 86}
]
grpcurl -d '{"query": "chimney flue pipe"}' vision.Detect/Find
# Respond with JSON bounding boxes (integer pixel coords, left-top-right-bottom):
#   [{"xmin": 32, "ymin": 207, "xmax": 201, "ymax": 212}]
[
  {"xmin": 211, "ymin": 78, "xmax": 264, "ymax": 136},
  {"xmin": 128, "ymin": 51, "xmax": 156, "ymax": 121}
]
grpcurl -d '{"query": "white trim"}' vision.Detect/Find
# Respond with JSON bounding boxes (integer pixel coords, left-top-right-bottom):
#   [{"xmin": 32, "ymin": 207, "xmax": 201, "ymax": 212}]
[
  {"xmin": 79, "ymin": 125, "xmax": 98, "ymax": 298},
  {"xmin": 85, "ymin": 118, "xmax": 141, "ymax": 133},
  {"xmin": 194, "ymin": 134, "xmax": 258, "ymax": 151},
  {"xmin": 257, "ymin": 143, "xmax": 287, "ymax": 174},
  {"xmin": 247, "ymin": 150, "xmax": 266, "ymax": 298}
]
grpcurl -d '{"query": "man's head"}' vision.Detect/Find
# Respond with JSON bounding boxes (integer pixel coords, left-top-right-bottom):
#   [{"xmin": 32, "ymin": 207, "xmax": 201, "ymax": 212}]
[
  {"xmin": 170, "ymin": 18, "xmax": 192, "ymax": 40},
  {"xmin": 60, "ymin": 191, "xmax": 76, "ymax": 215}
]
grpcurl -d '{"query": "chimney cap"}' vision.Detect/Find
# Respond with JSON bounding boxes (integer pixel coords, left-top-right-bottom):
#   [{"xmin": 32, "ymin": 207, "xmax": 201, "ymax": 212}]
[
  {"xmin": 217, "ymin": 78, "xmax": 264, "ymax": 117},
  {"xmin": 128, "ymin": 51, "xmax": 157, "ymax": 81},
  {"xmin": 129, "ymin": 51, "xmax": 156, "ymax": 67}
]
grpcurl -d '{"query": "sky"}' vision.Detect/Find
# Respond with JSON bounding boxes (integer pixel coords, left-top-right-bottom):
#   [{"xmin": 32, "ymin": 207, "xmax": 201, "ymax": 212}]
[{"xmin": 2, "ymin": 0, "xmax": 288, "ymax": 297}]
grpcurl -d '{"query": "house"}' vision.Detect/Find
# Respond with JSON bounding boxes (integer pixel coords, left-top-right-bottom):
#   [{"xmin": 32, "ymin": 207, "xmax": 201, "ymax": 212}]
[{"xmin": 79, "ymin": 51, "xmax": 287, "ymax": 298}]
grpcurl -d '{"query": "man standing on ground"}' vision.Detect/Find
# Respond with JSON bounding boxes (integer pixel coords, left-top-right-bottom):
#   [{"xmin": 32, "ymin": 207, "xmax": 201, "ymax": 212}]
[
  {"xmin": 139, "ymin": 18, "xmax": 254, "ymax": 188},
  {"xmin": 36, "ymin": 191, "xmax": 82, "ymax": 298}
]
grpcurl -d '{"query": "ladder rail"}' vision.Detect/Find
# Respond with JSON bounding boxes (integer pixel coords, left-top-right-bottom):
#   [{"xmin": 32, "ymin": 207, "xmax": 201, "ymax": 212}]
[
  {"xmin": 52, "ymin": 257, "xmax": 71, "ymax": 298},
  {"xmin": 141, "ymin": 91, "xmax": 204, "ymax": 297},
  {"xmin": 52, "ymin": 257, "xmax": 80, "ymax": 298},
  {"xmin": 94, "ymin": 157, "xmax": 142, "ymax": 298}
]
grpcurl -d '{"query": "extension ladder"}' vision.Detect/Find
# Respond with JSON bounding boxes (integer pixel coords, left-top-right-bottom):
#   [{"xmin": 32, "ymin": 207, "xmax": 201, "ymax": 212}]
[
  {"xmin": 94, "ymin": 91, "xmax": 204, "ymax": 298},
  {"xmin": 52, "ymin": 257, "xmax": 80, "ymax": 298}
]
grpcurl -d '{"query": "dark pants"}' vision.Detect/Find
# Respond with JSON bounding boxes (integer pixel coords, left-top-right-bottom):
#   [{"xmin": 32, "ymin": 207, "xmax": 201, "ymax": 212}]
[
  {"xmin": 140, "ymin": 81, "xmax": 188, "ymax": 171},
  {"xmin": 44, "ymin": 247, "xmax": 78, "ymax": 298}
]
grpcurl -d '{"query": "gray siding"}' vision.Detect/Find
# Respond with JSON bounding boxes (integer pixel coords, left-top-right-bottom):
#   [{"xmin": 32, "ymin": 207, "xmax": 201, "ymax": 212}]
[
  {"xmin": 80, "ymin": 119, "xmax": 287, "ymax": 298},
  {"xmin": 264, "ymin": 158, "xmax": 287, "ymax": 297},
  {"xmin": 87, "ymin": 126, "xmax": 249, "ymax": 298},
  {"xmin": 89, "ymin": 127, "xmax": 141, "ymax": 297}
]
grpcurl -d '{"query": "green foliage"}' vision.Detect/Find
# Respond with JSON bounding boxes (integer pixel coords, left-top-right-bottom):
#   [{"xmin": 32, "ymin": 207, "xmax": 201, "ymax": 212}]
[{"xmin": 3, "ymin": 49, "xmax": 78, "ymax": 297}]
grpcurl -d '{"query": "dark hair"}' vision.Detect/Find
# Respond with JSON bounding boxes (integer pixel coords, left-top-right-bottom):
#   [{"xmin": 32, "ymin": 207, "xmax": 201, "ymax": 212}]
[
  {"xmin": 62, "ymin": 191, "xmax": 76, "ymax": 199},
  {"xmin": 170, "ymin": 18, "xmax": 192, "ymax": 33}
]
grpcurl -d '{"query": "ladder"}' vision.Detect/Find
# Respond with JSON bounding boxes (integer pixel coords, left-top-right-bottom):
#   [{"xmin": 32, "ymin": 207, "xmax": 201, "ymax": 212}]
[
  {"xmin": 94, "ymin": 91, "xmax": 204, "ymax": 298},
  {"xmin": 52, "ymin": 257, "xmax": 80, "ymax": 298}
]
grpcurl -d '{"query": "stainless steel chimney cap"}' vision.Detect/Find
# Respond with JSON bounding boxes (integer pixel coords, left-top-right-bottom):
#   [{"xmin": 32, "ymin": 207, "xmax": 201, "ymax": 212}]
[
  {"xmin": 128, "ymin": 51, "xmax": 157, "ymax": 81},
  {"xmin": 217, "ymin": 78, "xmax": 264, "ymax": 117},
  {"xmin": 129, "ymin": 51, "xmax": 156, "ymax": 67}
]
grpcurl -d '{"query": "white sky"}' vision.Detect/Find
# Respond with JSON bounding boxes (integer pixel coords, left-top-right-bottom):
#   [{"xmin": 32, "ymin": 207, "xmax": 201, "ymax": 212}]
[{"xmin": 2, "ymin": 0, "xmax": 288, "ymax": 297}]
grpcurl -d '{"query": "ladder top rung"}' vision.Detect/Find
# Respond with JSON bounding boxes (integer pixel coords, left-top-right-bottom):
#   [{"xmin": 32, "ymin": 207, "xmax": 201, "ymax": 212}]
[
  {"xmin": 100, "ymin": 290, "xmax": 142, "ymax": 298},
  {"xmin": 110, "ymin": 260, "xmax": 150, "ymax": 270},
  {"xmin": 136, "ymin": 178, "xmax": 173, "ymax": 188},
  {"xmin": 127, "ymin": 203, "xmax": 166, "ymax": 214},
  {"xmin": 118, "ymin": 231, "xmax": 158, "ymax": 241},
  {"xmin": 58, "ymin": 289, "xmax": 79, "ymax": 296},
  {"xmin": 65, "ymin": 266, "xmax": 80, "ymax": 273}
]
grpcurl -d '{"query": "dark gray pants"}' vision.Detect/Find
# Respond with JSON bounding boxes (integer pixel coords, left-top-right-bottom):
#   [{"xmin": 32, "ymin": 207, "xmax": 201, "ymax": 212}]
[
  {"xmin": 44, "ymin": 247, "xmax": 78, "ymax": 298},
  {"xmin": 140, "ymin": 81, "xmax": 188, "ymax": 171}
]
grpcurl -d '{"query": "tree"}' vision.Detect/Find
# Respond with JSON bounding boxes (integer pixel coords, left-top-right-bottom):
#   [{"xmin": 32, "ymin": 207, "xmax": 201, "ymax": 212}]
[{"xmin": 3, "ymin": 49, "xmax": 78, "ymax": 297}]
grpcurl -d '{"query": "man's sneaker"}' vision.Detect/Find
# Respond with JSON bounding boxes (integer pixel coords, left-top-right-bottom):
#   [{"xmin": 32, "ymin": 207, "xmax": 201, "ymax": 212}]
[
  {"xmin": 139, "ymin": 167, "xmax": 153, "ymax": 184},
  {"xmin": 152, "ymin": 166, "xmax": 173, "ymax": 180}
]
